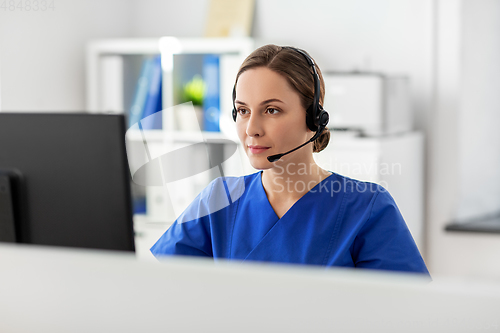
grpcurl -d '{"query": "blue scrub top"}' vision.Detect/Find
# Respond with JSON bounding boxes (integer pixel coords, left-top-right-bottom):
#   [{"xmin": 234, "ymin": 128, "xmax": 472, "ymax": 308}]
[{"xmin": 151, "ymin": 171, "xmax": 430, "ymax": 276}]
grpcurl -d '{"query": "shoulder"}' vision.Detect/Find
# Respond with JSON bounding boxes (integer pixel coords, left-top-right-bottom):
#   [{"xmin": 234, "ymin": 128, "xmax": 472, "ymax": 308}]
[
  {"xmin": 318, "ymin": 172, "xmax": 400, "ymax": 226},
  {"xmin": 323, "ymin": 172, "xmax": 389, "ymax": 202}
]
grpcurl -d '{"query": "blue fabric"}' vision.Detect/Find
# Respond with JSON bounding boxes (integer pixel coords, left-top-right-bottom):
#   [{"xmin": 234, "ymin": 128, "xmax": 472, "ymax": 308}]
[{"xmin": 151, "ymin": 172, "xmax": 430, "ymax": 276}]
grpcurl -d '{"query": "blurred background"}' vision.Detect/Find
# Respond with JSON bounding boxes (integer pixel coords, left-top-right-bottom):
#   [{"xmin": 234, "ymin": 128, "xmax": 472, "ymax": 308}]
[{"xmin": 1, "ymin": 0, "xmax": 499, "ymax": 279}]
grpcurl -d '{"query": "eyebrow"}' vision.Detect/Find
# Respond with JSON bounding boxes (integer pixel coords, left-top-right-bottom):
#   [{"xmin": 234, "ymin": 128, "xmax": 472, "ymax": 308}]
[{"xmin": 234, "ymin": 98, "xmax": 285, "ymax": 106}]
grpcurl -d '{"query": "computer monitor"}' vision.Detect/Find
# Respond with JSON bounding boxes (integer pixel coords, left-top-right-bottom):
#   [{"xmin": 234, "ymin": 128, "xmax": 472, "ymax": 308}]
[{"xmin": 0, "ymin": 113, "xmax": 135, "ymax": 252}]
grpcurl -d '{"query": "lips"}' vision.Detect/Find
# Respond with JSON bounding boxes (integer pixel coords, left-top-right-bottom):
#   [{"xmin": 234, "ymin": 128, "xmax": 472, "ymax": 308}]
[{"xmin": 248, "ymin": 145, "xmax": 270, "ymax": 154}]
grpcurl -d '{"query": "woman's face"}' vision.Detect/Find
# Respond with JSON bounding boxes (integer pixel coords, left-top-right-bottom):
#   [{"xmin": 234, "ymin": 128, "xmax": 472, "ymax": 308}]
[{"xmin": 235, "ymin": 67, "xmax": 314, "ymax": 170}]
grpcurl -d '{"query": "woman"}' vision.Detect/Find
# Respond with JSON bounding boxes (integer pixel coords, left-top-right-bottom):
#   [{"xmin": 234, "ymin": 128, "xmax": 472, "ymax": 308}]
[{"xmin": 151, "ymin": 45, "xmax": 430, "ymax": 276}]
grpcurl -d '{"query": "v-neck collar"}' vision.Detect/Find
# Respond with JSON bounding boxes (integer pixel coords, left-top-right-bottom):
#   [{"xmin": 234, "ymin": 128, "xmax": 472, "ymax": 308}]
[{"xmin": 258, "ymin": 171, "xmax": 334, "ymax": 220}]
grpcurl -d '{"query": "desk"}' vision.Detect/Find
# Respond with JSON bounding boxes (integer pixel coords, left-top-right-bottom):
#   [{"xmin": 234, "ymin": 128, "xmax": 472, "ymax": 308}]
[{"xmin": 0, "ymin": 244, "xmax": 499, "ymax": 332}]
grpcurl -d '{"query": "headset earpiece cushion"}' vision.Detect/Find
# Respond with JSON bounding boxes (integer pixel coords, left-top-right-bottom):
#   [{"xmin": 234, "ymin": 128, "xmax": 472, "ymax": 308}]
[{"xmin": 318, "ymin": 109, "xmax": 329, "ymax": 127}]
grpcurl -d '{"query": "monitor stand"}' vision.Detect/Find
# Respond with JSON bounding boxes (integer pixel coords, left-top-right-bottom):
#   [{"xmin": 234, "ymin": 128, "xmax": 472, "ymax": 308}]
[{"xmin": 0, "ymin": 170, "xmax": 23, "ymax": 243}]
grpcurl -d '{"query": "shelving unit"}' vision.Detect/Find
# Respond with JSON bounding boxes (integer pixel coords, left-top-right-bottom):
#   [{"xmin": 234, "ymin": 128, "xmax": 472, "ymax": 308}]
[
  {"xmin": 86, "ymin": 36, "xmax": 256, "ymax": 177},
  {"xmin": 86, "ymin": 37, "xmax": 256, "ymax": 256},
  {"xmin": 125, "ymin": 129, "xmax": 236, "ymax": 144},
  {"xmin": 86, "ymin": 37, "xmax": 254, "ymax": 137},
  {"xmin": 86, "ymin": 38, "xmax": 161, "ymax": 114}
]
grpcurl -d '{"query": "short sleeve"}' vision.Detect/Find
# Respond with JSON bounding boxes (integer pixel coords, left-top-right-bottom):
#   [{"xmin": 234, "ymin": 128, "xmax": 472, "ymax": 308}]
[
  {"xmin": 149, "ymin": 180, "xmax": 220, "ymax": 258},
  {"xmin": 351, "ymin": 188, "xmax": 430, "ymax": 276}
]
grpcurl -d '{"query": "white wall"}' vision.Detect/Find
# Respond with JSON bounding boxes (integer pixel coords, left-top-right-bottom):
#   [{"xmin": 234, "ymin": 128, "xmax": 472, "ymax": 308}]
[
  {"xmin": 253, "ymin": 0, "xmax": 434, "ymax": 133},
  {"xmin": 128, "ymin": 0, "xmax": 209, "ymax": 37},
  {"xmin": 428, "ymin": 0, "xmax": 500, "ymax": 278},
  {"xmin": 0, "ymin": 0, "xmax": 133, "ymax": 111},
  {"xmin": 457, "ymin": 0, "xmax": 500, "ymax": 220}
]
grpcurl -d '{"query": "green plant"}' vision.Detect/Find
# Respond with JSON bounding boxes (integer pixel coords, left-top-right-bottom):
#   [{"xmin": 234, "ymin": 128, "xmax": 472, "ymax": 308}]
[{"xmin": 182, "ymin": 75, "xmax": 206, "ymax": 106}]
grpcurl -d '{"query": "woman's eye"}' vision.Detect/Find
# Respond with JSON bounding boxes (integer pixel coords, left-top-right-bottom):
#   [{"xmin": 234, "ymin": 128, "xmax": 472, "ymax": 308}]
[
  {"xmin": 237, "ymin": 108, "xmax": 249, "ymax": 115},
  {"xmin": 266, "ymin": 108, "xmax": 280, "ymax": 115}
]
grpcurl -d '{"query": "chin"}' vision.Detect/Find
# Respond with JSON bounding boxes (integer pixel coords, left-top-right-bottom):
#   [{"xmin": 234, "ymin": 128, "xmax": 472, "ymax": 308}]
[{"xmin": 247, "ymin": 156, "xmax": 273, "ymax": 170}]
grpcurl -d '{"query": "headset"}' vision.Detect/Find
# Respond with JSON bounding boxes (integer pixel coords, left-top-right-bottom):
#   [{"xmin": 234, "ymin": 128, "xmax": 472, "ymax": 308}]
[{"xmin": 232, "ymin": 46, "xmax": 329, "ymax": 162}]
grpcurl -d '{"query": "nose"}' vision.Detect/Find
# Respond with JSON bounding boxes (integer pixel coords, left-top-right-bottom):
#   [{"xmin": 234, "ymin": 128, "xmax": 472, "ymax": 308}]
[{"xmin": 246, "ymin": 112, "xmax": 264, "ymax": 137}]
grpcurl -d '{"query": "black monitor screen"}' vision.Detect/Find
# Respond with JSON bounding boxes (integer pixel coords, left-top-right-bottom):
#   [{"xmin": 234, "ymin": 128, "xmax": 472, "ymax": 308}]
[{"xmin": 0, "ymin": 113, "xmax": 135, "ymax": 252}]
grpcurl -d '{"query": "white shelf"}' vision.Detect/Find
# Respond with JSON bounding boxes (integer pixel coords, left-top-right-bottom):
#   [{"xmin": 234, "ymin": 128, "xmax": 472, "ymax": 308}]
[
  {"xmin": 125, "ymin": 129, "xmax": 238, "ymax": 144},
  {"xmin": 87, "ymin": 38, "xmax": 161, "ymax": 55},
  {"xmin": 159, "ymin": 37, "xmax": 253, "ymax": 56}
]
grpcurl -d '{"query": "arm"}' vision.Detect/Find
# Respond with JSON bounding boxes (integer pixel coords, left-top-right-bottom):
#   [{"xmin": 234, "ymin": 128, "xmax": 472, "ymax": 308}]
[{"xmin": 150, "ymin": 216, "xmax": 213, "ymax": 257}]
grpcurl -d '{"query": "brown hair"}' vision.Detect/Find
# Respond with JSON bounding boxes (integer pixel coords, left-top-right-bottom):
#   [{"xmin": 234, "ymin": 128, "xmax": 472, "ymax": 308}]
[{"xmin": 234, "ymin": 44, "xmax": 330, "ymax": 153}]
